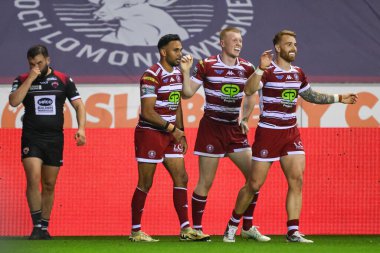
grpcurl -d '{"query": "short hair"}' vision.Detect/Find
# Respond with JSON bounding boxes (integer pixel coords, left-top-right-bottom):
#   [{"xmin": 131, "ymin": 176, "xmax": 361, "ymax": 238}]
[
  {"xmin": 157, "ymin": 34, "xmax": 181, "ymax": 50},
  {"xmin": 273, "ymin": 30, "xmax": 296, "ymax": 46},
  {"xmin": 27, "ymin": 44, "xmax": 49, "ymax": 59},
  {"xmin": 219, "ymin": 27, "xmax": 241, "ymax": 40}
]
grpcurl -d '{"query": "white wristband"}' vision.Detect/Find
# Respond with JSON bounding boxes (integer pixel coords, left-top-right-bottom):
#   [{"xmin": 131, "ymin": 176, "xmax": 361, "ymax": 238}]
[
  {"xmin": 254, "ymin": 68, "xmax": 264, "ymax": 76},
  {"xmin": 333, "ymin": 94, "xmax": 339, "ymax": 103}
]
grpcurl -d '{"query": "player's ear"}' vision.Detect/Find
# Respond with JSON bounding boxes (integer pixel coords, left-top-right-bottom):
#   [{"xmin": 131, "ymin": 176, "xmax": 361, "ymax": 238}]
[
  {"xmin": 220, "ymin": 40, "xmax": 225, "ymax": 48},
  {"xmin": 160, "ymin": 48, "xmax": 167, "ymax": 57},
  {"xmin": 46, "ymin": 56, "xmax": 51, "ymax": 65},
  {"xmin": 274, "ymin": 44, "xmax": 280, "ymax": 53}
]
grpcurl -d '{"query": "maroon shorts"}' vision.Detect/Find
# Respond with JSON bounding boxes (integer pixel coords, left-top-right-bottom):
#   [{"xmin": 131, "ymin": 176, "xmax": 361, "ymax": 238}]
[
  {"xmin": 134, "ymin": 126, "xmax": 183, "ymax": 163},
  {"xmin": 194, "ymin": 116, "xmax": 250, "ymax": 157},
  {"xmin": 252, "ymin": 126, "xmax": 305, "ymax": 161}
]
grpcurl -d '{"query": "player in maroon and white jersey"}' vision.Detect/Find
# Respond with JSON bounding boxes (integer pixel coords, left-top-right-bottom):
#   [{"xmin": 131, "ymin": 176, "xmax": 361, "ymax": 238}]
[
  {"xmin": 181, "ymin": 27, "xmax": 270, "ymax": 242},
  {"xmin": 9, "ymin": 45, "xmax": 86, "ymax": 240},
  {"xmin": 225, "ymin": 30, "xmax": 358, "ymax": 243},
  {"xmin": 130, "ymin": 34, "xmax": 208, "ymax": 242}
]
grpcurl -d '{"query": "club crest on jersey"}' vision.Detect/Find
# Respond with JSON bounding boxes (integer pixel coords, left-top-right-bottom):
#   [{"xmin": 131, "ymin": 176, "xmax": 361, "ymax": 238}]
[
  {"xmin": 293, "ymin": 73, "xmax": 299, "ymax": 81},
  {"xmin": 51, "ymin": 81, "xmax": 59, "ymax": 88}
]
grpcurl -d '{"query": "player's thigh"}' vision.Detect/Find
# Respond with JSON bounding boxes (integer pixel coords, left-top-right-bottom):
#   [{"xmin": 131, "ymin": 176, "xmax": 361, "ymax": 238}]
[
  {"xmin": 23, "ymin": 157, "xmax": 43, "ymax": 185},
  {"xmin": 137, "ymin": 162, "xmax": 157, "ymax": 187},
  {"xmin": 227, "ymin": 150, "xmax": 252, "ymax": 179},
  {"xmin": 280, "ymin": 154, "xmax": 305, "ymax": 182},
  {"xmin": 249, "ymin": 160, "xmax": 272, "ymax": 189},
  {"xmin": 198, "ymin": 156, "xmax": 219, "ymax": 185},
  {"xmin": 41, "ymin": 165, "xmax": 60, "ymax": 189},
  {"xmin": 163, "ymin": 157, "xmax": 188, "ymax": 184}
]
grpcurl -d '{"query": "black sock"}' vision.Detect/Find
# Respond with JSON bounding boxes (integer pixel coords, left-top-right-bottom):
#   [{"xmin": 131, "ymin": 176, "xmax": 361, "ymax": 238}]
[
  {"xmin": 41, "ymin": 218, "xmax": 49, "ymax": 231},
  {"xmin": 31, "ymin": 210, "xmax": 41, "ymax": 227}
]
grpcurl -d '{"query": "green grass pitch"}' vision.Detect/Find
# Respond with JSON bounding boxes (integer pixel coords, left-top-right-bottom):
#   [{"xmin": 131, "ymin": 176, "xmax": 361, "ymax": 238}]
[{"xmin": 1, "ymin": 235, "xmax": 379, "ymax": 253}]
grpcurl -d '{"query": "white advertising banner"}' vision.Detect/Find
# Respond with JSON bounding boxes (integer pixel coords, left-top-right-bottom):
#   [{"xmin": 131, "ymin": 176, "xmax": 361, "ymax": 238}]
[{"xmin": 1, "ymin": 83, "xmax": 379, "ymax": 128}]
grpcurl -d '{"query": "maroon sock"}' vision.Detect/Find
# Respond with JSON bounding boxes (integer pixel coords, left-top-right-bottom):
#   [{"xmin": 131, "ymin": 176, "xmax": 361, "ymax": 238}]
[
  {"xmin": 287, "ymin": 219, "xmax": 299, "ymax": 236},
  {"xmin": 228, "ymin": 209, "xmax": 242, "ymax": 227},
  {"xmin": 242, "ymin": 192, "xmax": 259, "ymax": 230},
  {"xmin": 192, "ymin": 192, "xmax": 207, "ymax": 230},
  {"xmin": 173, "ymin": 187, "xmax": 190, "ymax": 229},
  {"xmin": 131, "ymin": 187, "xmax": 147, "ymax": 232}
]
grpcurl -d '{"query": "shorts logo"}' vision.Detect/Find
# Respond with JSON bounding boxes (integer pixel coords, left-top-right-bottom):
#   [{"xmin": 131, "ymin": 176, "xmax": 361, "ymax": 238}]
[
  {"xmin": 13, "ymin": 1, "xmax": 254, "ymax": 72},
  {"xmin": 23, "ymin": 147, "xmax": 29, "ymax": 155},
  {"xmin": 173, "ymin": 144, "xmax": 183, "ymax": 153},
  {"xmin": 294, "ymin": 141, "xmax": 304, "ymax": 150},
  {"xmin": 260, "ymin": 149, "xmax": 268, "ymax": 158},
  {"xmin": 206, "ymin": 144, "xmax": 214, "ymax": 153},
  {"xmin": 148, "ymin": 150, "xmax": 156, "ymax": 159}
]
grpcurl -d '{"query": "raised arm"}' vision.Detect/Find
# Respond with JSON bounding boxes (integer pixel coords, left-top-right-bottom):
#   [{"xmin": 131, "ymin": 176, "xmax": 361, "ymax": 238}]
[
  {"xmin": 244, "ymin": 50, "xmax": 273, "ymax": 96},
  {"xmin": 180, "ymin": 55, "xmax": 201, "ymax": 99},
  {"xmin": 300, "ymin": 87, "xmax": 358, "ymax": 104},
  {"xmin": 9, "ymin": 67, "xmax": 40, "ymax": 107}
]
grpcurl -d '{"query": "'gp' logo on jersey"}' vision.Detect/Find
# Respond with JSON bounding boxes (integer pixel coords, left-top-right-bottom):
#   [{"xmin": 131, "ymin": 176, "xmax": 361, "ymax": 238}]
[
  {"xmin": 221, "ymin": 84, "xmax": 240, "ymax": 97},
  {"xmin": 282, "ymin": 89, "xmax": 297, "ymax": 102},
  {"xmin": 169, "ymin": 91, "xmax": 181, "ymax": 104}
]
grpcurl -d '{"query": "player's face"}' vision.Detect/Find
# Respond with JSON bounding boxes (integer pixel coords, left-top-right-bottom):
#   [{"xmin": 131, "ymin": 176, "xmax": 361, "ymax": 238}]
[
  {"xmin": 28, "ymin": 54, "xmax": 50, "ymax": 77},
  {"xmin": 221, "ymin": 31, "xmax": 242, "ymax": 58},
  {"xmin": 277, "ymin": 35, "xmax": 297, "ymax": 63},
  {"xmin": 164, "ymin": 40, "xmax": 183, "ymax": 67}
]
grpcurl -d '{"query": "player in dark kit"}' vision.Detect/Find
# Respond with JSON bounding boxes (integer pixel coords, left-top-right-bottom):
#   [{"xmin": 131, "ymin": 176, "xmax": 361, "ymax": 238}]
[{"xmin": 9, "ymin": 45, "xmax": 86, "ymax": 240}]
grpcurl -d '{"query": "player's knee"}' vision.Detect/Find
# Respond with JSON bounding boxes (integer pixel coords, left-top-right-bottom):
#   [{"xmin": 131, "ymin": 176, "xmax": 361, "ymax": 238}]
[
  {"xmin": 288, "ymin": 175, "xmax": 303, "ymax": 191},
  {"xmin": 42, "ymin": 180, "xmax": 56, "ymax": 193},
  {"xmin": 174, "ymin": 171, "xmax": 188, "ymax": 187},
  {"xmin": 247, "ymin": 178, "xmax": 262, "ymax": 193}
]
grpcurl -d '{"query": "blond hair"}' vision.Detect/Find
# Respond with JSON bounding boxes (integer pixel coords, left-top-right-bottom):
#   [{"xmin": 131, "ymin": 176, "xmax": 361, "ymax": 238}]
[{"xmin": 220, "ymin": 27, "xmax": 241, "ymax": 41}]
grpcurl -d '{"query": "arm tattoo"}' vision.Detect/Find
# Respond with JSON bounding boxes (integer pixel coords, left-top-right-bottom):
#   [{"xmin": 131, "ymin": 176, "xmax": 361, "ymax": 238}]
[{"xmin": 299, "ymin": 87, "xmax": 335, "ymax": 104}]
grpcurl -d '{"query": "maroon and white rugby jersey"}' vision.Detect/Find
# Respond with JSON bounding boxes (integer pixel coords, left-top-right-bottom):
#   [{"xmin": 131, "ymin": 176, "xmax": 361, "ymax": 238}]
[
  {"xmin": 257, "ymin": 61, "xmax": 310, "ymax": 129},
  {"xmin": 138, "ymin": 62, "xmax": 182, "ymax": 130},
  {"xmin": 191, "ymin": 55, "xmax": 255, "ymax": 124}
]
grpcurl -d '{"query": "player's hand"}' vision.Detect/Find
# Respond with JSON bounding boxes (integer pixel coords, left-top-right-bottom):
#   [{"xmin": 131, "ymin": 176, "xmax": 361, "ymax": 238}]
[
  {"xmin": 172, "ymin": 128, "xmax": 185, "ymax": 143},
  {"xmin": 28, "ymin": 66, "xmax": 41, "ymax": 81},
  {"xmin": 75, "ymin": 129, "xmax": 86, "ymax": 146},
  {"xmin": 180, "ymin": 136, "xmax": 188, "ymax": 154},
  {"xmin": 341, "ymin": 93, "xmax": 358, "ymax": 104},
  {"xmin": 259, "ymin": 50, "xmax": 273, "ymax": 69},
  {"xmin": 239, "ymin": 118, "xmax": 249, "ymax": 134},
  {"xmin": 180, "ymin": 54, "xmax": 193, "ymax": 73}
]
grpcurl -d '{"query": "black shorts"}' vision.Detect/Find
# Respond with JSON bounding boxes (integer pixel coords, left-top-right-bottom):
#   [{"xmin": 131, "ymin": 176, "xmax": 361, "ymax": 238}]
[{"xmin": 21, "ymin": 133, "xmax": 64, "ymax": 167}]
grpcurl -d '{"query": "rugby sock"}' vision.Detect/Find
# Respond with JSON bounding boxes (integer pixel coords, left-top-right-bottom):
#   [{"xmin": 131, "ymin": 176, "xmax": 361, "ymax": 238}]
[
  {"xmin": 173, "ymin": 187, "xmax": 190, "ymax": 229},
  {"xmin": 31, "ymin": 210, "xmax": 42, "ymax": 227},
  {"xmin": 40, "ymin": 218, "xmax": 49, "ymax": 231},
  {"xmin": 131, "ymin": 187, "xmax": 148, "ymax": 232},
  {"xmin": 191, "ymin": 192, "xmax": 207, "ymax": 230},
  {"xmin": 228, "ymin": 210, "xmax": 242, "ymax": 227},
  {"xmin": 242, "ymin": 192, "xmax": 259, "ymax": 230},
  {"xmin": 287, "ymin": 219, "xmax": 299, "ymax": 236}
]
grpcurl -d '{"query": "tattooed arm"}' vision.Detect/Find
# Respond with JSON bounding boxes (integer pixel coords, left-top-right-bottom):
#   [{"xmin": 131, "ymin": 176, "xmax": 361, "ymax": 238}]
[
  {"xmin": 300, "ymin": 87, "xmax": 359, "ymax": 104},
  {"xmin": 299, "ymin": 87, "xmax": 335, "ymax": 104}
]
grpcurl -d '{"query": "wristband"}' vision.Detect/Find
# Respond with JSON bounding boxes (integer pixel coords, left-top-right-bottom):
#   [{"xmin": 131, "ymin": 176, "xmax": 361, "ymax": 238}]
[
  {"xmin": 164, "ymin": 121, "xmax": 170, "ymax": 129},
  {"xmin": 171, "ymin": 125, "xmax": 176, "ymax": 133},
  {"xmin": 333, "ymin": 94, "xmax": 342, "ymax": 103},
  {"xmin": 254, "ymin": 67, "xmax": 264, "ymax": 76}
]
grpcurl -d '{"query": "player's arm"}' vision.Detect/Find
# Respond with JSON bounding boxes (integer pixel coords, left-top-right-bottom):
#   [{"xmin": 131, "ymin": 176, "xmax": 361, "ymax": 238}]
[
  {"xmin": 70, "ymin": 98, "xmax": 86, "ymax": 146},
  {"xmin": 244, "ymin": 50, "xmax": 272, "ymax": 96},
  {"xmin": 175, "ymin": 100, "xmax": 187, "ymax": 154},
  {"xmin": 240, "ymin": 93, "xmax": 255, "ymax": 134},
  {"xmin": 299, "ymin": 87, "xmax": 358, "ymax": 104},
  {"xmin": 181, "ymin": 55, "xmax": 201, "ymax": 99},
  {"xmin": 141, "ymin": 97, "xmax": 184, "ymax": 141},
  {"xmin": 9, "ymin": 67, "xmax": 40, "ymax": 107}
]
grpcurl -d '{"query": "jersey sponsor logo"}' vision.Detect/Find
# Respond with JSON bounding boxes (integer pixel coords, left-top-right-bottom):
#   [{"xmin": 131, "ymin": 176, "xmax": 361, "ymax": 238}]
[
  {"xmin": 141, "ymin": 84, "xmax": 155, "ymax": 96},
  {"xmin": 168, "ymin": 91, "xmax": 181, "ymax": 110},
  {"xmin": 13, "ymin": 0, "xmax": 254, "ymax": 74},
  {"xmin": 281, "ymin": 89, "xmax": 297, "ymax": 108},
  {"xmin": 221, "ymin": 84, "xmax": 240, "ymax": 102},
  {"xmin": 142, "ymin": 76, "xmax": 158, "ymax": 84},
  {"xmin": 29, "ymin": 85, "xmax": 42, "ymax": 91},
  {"xmin": 34, "ymin": 95, "xmax": 57, "ymax": 115},
  {"xmin": 226, "ymin": 70, "xmax": 235, "ymax": 76},
  {"xmin": 276, "ymin": 75, "xmax": 284, "ymax": 80}
]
